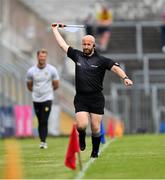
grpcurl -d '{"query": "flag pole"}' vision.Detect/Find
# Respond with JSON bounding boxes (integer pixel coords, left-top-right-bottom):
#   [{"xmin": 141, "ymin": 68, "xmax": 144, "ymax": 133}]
[
  {"xmin": 77, "ymin": 152, "xmax": 83, "ymax": 171},
  {"xmin": 51, "ymin": 23, "xmax": 85, "ymax": 28}
]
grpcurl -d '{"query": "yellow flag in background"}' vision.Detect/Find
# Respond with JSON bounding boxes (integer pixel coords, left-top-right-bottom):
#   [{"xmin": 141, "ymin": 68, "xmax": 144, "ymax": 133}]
[
  {"xmin": 114, "ymin": 121, "xmax": 124, "ymax": 138},
  {"xmin": 3, "ymin": 139, "xmax": 23, "ymax": 179}
]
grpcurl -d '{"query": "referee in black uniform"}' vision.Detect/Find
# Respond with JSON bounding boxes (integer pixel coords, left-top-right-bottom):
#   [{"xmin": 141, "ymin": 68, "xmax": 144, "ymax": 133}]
[{"xmin": 51, "ymin": 23, "xmax": 133, "ymax": 158}]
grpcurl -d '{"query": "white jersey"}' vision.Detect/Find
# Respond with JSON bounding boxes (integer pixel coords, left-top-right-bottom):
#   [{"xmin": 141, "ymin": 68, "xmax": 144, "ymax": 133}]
[{"xmin": 26, "ymin": 64, "xmax": 59, "ymax": 102}]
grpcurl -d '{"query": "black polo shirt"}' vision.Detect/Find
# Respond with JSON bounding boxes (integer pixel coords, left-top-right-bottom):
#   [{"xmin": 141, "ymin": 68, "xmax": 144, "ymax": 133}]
[{"xmin": 67, "ymin": 46, "xmax": 116, "ymax": 94}]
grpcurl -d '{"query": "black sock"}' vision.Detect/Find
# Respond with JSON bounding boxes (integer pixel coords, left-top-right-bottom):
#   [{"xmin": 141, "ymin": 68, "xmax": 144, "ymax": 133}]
[
  {"xmin": 77, "ymin": 128, "xmax": 86, "ymax": 151},
  {"xmin": 91, "ymin": 133, "xmax": 101, "ymax": 154},
  {"xmin": 77, "ymin": 128, "xmax": 86, "ymax": 137}
]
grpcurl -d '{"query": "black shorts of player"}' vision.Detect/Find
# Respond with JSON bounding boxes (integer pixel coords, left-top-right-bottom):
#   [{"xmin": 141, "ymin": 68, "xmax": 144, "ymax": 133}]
[
  {"xmin": 97, "ymin": 26, "xmax": 111, "ymax": 35},
  {"xmin": 74, "ymin": 92, "xmax": 105, "ymax": 114}
]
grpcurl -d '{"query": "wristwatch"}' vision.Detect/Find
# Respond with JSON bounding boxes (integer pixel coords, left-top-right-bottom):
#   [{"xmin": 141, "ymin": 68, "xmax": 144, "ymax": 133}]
[{"xmin": 123, "ymin": 76, "xmax": 129, "ymax": 80}]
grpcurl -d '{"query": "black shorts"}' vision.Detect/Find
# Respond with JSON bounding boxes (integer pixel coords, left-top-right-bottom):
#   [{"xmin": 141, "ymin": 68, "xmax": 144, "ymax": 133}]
[
  {"xmin": 97, "ymin": 26, "xmax": 111, "ymax": 35},
  {"xmin": 74, "ymin": 93, "xmax": 105, "ymax": 114},
  {"xmin": 33, "ymin": 100, "xmax": 52, "ymax": 121}
]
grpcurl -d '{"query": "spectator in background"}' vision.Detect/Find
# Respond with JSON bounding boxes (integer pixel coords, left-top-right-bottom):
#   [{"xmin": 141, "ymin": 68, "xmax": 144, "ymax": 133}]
[
  {"xmin": 84, "ymin": 12, "xmax": 95, "ymax": 36},
  {"xmin": 96, "ymin": 5, "xmax": 113, "ymax": 52},
  {"xmin": 84, "ymin": 4, "xmax": 96, "ymax": 36},
  {"xmin": 26, "ymin": 49, "xmax": 59, "ymax": 149},
  {"xmin": 161, "ymin": 12, "xmax": 165, "ymax": 53}
]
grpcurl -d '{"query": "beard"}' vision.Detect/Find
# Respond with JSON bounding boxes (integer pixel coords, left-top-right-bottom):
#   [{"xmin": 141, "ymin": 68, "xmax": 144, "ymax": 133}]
[
  {"xmin": 83, "ymin": 48, "xmax": 93, "ymax": 56},
  {"xmin": 38, "ymin": 59, "xmax": 46, "ymax": 68}
]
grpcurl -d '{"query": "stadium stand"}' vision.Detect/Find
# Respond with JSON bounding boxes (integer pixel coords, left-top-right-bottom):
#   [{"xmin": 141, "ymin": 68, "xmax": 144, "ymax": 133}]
[{"xmin": 0, "ymin": 0, "xmax": 165, "ymax": 135}]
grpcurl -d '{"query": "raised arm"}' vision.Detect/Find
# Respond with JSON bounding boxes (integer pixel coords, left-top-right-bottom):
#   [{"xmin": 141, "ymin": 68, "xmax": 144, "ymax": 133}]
[
  {"xmin": 51, "ymin": 24, "xmax": 69, "ymax": 53},
  {"xmin": 111, "ymin": 65, "xmax": 133, "ymax": 86}
]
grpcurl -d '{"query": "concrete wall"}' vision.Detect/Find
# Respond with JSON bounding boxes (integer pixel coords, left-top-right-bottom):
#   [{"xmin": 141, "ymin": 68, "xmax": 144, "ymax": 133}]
[{"xmin": 1, "ymin": 0, "xmax": 65, "ymax": 68}]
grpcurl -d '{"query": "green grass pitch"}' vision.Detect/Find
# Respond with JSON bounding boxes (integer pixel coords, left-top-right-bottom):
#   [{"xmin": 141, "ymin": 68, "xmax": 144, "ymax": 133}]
[{"xmin": 0, "ymin": 134, "xmax": 165, "ymax": 179}]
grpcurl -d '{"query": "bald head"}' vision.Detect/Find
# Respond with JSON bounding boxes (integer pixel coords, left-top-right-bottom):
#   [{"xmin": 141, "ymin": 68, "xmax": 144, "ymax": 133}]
[
  {"xmin": 82, "ymin": 35, "xmax": 95, "ymax": 56},
  {"xmin": 82, "ymin": 35, "xmax": 95, "ymax": 45}
]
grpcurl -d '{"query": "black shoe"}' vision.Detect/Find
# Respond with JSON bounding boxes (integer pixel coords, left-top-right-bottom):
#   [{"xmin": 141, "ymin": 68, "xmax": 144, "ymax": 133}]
[
  {"xmin": 90, "ymin": 151, "xmax": 98, "ymax": 158},
  {"xmin": 79, "ymin": 135, "xmax": 86, "ymax": 151}
]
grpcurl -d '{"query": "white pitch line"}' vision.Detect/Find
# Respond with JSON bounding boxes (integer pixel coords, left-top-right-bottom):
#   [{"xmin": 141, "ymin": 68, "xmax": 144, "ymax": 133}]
[{"xmin": 75, "ymin": 139, "xmax": 115, "ymax": 180}]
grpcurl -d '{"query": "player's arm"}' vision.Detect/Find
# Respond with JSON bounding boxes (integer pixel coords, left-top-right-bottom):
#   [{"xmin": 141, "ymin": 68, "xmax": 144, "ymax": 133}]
[
  {"xmin": 52, "ymin": 80, "xmax": 59, "ymax": 90},
  {"xmin": 51, "ymin": 23, "xmax": 69, "ymax": 53},
  {"xmin": 26, "ymin": 69, "xmax": 33, "ymax": 91},
  {"xmin": 27, "ymin": 81, "xmax": 33, "ymax": 91},
  {"xmin": 111, "ymin": 65, "xmax": 133, "ymax": 86}
]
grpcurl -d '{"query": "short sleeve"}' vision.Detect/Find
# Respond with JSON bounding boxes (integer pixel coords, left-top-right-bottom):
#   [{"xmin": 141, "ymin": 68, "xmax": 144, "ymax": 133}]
[
  {"xmin": 51, "ymin": 67, "xmax": 59, "ymax": 80},
  {"xmin": 67, "ymin": 46, "xmax": 78, "ymax": 62},
  {"xmin": 103, "ymin": 57, "xmax": 116, "ymax": 70},
  {"xmin": 26, "ymin": 68, "xmax": 33, "ymax": 81}
]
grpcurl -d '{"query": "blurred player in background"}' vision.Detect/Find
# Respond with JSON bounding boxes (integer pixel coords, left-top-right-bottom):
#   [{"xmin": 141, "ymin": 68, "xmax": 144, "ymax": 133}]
[
  {"xmin": 96, "ymin": 5, "xmax": 113, "ymax": 51},
  {"xmin": 26, "ymin": 49, "xmax": 59, "ymax": 149},
  {"xmin": 51, "ymin": 24, "xmax": 133, "ymax": 158}
]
